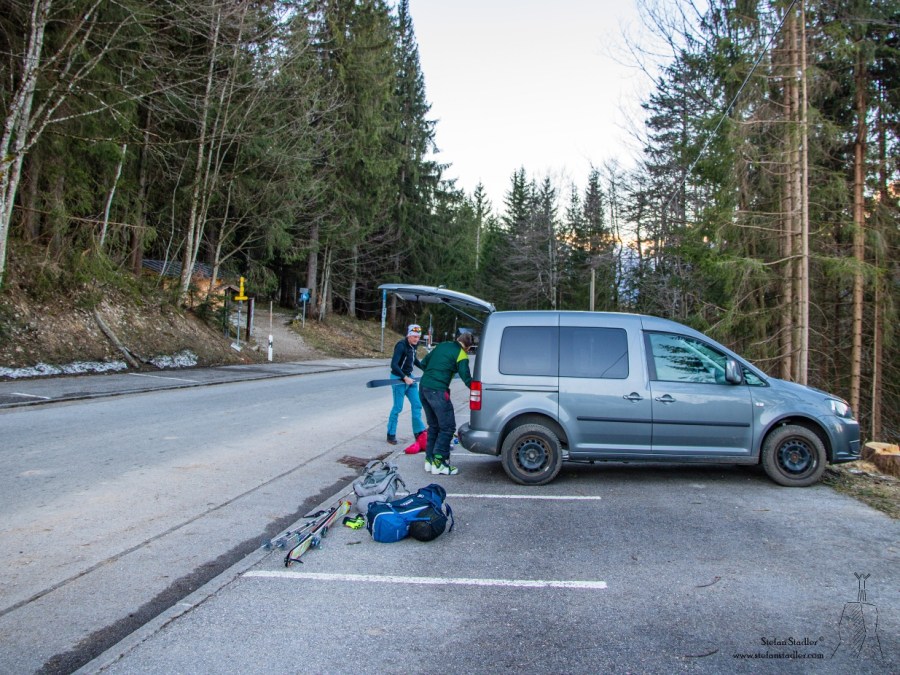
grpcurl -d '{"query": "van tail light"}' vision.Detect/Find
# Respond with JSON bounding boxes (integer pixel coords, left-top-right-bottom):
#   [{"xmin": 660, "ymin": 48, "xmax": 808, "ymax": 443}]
[{"xmin": 470, "ymin": 381, "xmax": 482, "ymax": 411}]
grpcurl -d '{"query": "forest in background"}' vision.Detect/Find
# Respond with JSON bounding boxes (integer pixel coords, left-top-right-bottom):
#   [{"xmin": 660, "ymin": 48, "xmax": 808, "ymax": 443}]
[{"xmin": 0, "ymin": 0, "xmax": 897, "ymax": 442}]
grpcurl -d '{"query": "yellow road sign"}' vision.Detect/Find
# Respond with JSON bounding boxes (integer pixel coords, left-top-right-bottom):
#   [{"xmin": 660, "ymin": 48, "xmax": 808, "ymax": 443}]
[{"xmin": 235, "ymin": 276, "xmax": 248, "ymax": 301}]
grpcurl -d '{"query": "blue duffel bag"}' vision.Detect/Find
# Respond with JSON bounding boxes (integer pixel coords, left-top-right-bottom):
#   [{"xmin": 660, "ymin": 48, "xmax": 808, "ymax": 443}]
[{"xmin": 366, "ymin": 484, "xmax": 454, "ymax": 543}]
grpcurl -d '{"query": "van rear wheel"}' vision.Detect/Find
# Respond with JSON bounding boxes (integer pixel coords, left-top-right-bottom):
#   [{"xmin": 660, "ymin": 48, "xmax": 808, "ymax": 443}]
[
  {"xmin": 761, "ymin": 425, "xmax": 826, "ymax": 487},
  {"xmin": 501, "ymin": 423, "xmax": 563, "ymax": 486}
]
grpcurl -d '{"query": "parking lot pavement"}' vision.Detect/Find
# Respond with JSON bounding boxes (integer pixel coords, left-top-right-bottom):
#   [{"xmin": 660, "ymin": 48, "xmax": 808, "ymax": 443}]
[{"xmin": 81, "ymin": 431, "xmax": 898, "ymax": 675}]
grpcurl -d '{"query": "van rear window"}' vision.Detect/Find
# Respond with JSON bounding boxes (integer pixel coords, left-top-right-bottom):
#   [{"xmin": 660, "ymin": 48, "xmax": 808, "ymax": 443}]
[
  {"xmin": 499, "ymin": 326, "xmax": 558, "ymax": 376},
  {"xmin": 560, "ymin": 327, "xmax": 629, "ymax": 379}
]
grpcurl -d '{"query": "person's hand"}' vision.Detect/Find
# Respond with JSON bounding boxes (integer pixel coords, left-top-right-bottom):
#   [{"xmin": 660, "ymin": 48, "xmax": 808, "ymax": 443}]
[{"xmin": 403, "ymin": 376, "xmax": 413, "ymax": 385}]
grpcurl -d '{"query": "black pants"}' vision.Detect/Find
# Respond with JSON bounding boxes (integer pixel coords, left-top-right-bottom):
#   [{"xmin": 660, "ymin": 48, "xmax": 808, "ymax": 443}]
[{"xmin": 419, "ymin": 386, "xmax": 455, "ymax": 463}]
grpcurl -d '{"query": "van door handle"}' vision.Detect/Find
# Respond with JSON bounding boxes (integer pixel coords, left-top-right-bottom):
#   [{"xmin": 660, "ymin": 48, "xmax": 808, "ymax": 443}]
[
  {"xmin": 623, "ymin": 393, "xmax": 644, "ymax": 402},
  {"xmin": 654, "ymin": 394, "xmax": 676, "ymax": 403}
]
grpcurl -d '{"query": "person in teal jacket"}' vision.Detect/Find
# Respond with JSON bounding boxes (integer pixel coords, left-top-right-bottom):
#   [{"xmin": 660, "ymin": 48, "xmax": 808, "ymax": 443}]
[
  {"xmin": 418, "ymin": 332, "xmax": 474, "ymax": 475},
  {"xmin": 386, "ymin": 324, "xmax": 426, "ymax": 446}
]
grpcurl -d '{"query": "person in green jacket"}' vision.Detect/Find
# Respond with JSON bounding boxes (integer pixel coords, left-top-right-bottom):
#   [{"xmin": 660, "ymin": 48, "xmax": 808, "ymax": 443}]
[{"xmin": 418, "ymin": 332, "xmax": 475, "ymax": 475}]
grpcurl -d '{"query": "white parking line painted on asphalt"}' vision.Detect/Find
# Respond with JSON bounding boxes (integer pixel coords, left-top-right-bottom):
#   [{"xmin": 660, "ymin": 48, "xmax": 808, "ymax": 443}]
[
  {"xmin": 11, "ymin": 392, "xmax": 51, "ymax": 399},
  {"xmin": 445, "ymin": 494, "xmax": 602, "ymax": 500},
  {"xmin": 245, "ymin": 571, "xmax": 607, "ymax": 589},
  {"xmin": 128, "ymin": 373, "xmax": 200, "ymax": 383}
]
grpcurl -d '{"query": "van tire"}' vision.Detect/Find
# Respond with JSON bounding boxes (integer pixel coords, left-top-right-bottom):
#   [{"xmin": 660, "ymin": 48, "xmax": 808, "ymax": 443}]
[
  {"xmin": 501, "ymin": 424, "xmax": 563, "ymax": 486},
  {"xmin": 761, "ymin": 425, "xmax": 826, "ymax": 487}
]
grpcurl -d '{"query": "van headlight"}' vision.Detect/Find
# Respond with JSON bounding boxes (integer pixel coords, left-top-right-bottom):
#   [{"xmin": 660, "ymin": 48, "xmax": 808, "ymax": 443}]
[{"xmin": 828, "ymin": 398, "xmax": 854, "ymax": 419}]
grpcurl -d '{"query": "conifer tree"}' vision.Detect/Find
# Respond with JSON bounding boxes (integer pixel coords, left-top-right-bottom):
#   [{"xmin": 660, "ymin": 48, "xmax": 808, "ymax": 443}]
[
  {"xmin": 559, "ymin": 184, "xmax": 586, "ymax": 309},
  {"xmin": 308, "ymin": 0, "xmax": 399, "ymax": 318},
  {"xmin": 471, "ymin": 182, "xmax": 492, "ymax": 272},
  {"xmin": 385, "ymin": 0, "xmax": 441, "ymax": 325},
  {"xmin": 503, "ymin": 168, "xmax": 539, "ymax": 309}
]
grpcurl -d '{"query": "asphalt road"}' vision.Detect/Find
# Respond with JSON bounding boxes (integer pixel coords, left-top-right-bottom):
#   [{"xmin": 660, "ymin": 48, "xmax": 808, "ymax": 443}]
[
  {"xmin": 0, "ymin": 360, "xmax": 392, "ymax": 674},
  {"xmin": 1, "ymin": 363, "xmax": 897, "ymax": 674}
]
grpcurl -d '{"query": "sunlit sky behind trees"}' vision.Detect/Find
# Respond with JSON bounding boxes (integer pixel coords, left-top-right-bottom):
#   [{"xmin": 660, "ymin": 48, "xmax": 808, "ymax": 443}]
[{"xmin": 408, "ymin": 0, "xmax": 649, "ymax": 208}]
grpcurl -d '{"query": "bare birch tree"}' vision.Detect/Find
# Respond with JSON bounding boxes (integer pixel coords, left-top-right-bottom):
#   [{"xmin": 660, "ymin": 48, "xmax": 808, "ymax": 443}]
[
  {"xmin": 177, "ymin": 2, "xmax": 222, "ymax": 300},
  {"xmin": 0, "ymin": 0, "xmax": 138, "ymax": 288}
]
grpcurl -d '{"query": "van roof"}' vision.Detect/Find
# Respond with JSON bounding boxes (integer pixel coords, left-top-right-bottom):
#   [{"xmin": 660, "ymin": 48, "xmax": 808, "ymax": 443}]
[{"xmin": 487, "ymin": 309, "xmax": 708, "ymax": 336}]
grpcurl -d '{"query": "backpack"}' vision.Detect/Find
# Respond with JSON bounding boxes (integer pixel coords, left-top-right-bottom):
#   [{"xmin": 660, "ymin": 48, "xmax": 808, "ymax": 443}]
[
  {"xmin": 352, "ymin": 460, "xmax": 406, "ymax": 514},
  {"xmin": 366, "ymin": 483, "xmax": 454, "ymax": 543},
  {"xmin": 407, "ymin": 484, "xmax": 453, "ymax": 542}
]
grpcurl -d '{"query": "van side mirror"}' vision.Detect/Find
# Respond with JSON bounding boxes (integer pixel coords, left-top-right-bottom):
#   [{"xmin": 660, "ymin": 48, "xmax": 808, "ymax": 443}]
[{"xmin": 725, "ymin": 359, "xmax": 743, "ymax": 384}]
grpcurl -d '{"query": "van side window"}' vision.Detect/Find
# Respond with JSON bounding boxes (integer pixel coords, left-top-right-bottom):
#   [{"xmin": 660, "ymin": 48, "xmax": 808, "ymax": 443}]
[
  {"xmin": 646, "ymin": 332, "xmax": 729, "ymax": 384},
  {"xmin": 499, "ymin": 326, "xmax": 558, "ymax": 376},
  {"xmin": 559, "ymin": 327, "xmax": 629, "ymax": 379}
]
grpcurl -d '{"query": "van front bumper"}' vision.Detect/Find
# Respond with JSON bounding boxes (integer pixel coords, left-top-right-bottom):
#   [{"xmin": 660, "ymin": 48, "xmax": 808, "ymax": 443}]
[
  {"xmin": 457, "ymin": 423, "xmax": 500, "ymax": 456},
  {"xmin": 828, "ymin": 418, "xmax": 861, "ymax": 464}
]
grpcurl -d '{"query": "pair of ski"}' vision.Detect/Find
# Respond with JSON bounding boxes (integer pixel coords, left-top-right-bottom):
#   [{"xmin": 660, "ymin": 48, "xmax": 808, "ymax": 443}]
[
  {"xmin": 366, "ymin": 377, "xmax": 420, "ymax": 388},
  {"xmin": 264, "ymin": 499, "xmax": 352, "ymax": 567}
]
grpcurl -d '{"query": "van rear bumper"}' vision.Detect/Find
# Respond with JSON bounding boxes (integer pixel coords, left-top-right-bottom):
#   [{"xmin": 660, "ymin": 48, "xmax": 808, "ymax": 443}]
[{"xmin": 457, "ymin": 423, "xmax": 500, "ymax": 456}]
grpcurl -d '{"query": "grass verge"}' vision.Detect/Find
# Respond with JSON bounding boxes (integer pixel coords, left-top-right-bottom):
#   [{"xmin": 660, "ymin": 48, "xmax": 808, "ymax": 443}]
[{"xmin": 823, "ymin": 461, "xmax": 900, "ymax": 520}]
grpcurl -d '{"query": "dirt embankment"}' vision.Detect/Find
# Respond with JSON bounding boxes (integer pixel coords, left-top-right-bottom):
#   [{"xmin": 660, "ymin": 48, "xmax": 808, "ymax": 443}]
[
  {"xmin": 0, "ymin": 252, "xmax": 397, "ymax": 375},
  {"xmin": 0, "ymin": 287, "xmax": 258, "ymax": 374}
]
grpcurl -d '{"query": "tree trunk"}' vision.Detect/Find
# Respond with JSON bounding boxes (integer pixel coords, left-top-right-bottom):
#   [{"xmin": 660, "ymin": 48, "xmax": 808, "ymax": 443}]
[
  {"xmin": 194, "ymin": 4, "xmax": 248, "ymax": 295},
  {"xmin": 317, "ymin": 246, "xmax": 332, "ymax": 322},
  {"xmin": 778, "ymin": 14, "xmax": 795, "ymax": 381},
  {"xmin": 49, "ymin": 170, "xmax": 65, "ymax": 257},
  {"xmin": 208, "ymin": 235, "xmax": 224, "ymax": 302},
  {"xmin": 348, "ymin": 243, "xmax": 358, "ymax": 316},
  {"xmin": 306, "ymin": 221, "xmax": 319, "ymax": 311},
  {"xmin": 0, "ymin": 0, "xmax": 52, "ymax": 288},
  {"xmin": 789, "ymin": 8, "xmax": 801, "ymax": 382},
  {"xmin": 850, "ymin": 45, "xmax": 867, "ymax": 416},
  {"xmin": 389, "ymin": 250, "xmax": 399, "ymax": 327},
  {"xmin": 21, "ymin": 151, "xmax": 41, "ymax": 242},
  {"xmin": 131, "ymin": 105, "xmax": 151, "ymax": 276},
  {"xmin": 798, "ymin": 1, "xmax": 809, "ymax": 384},
  {"xmin": 99, "ymin": 143, "xmax": 127, "ymax": 250},
  {"xmin": 180, "ymin": 5, "xmax": 222, "ymax": 301},
  {"xmin": 871, "ymin": 266, "xmax": 882, "ymax": 438},
  {"xmin": 779, "ymin": 34, "xmax": 794, "ymax": 380},
  {"xmin": 871, "ymin": 84, "xmax": 888, "ymax": 439}
]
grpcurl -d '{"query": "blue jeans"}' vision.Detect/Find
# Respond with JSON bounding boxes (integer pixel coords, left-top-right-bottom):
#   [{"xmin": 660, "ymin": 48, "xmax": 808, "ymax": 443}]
[
  {"xmin": 387, "ymin": 377, "xmax": 425, "ymax": 437},
  {"xmin": 419, "ymin": 386, "xmax": 456, "ymax": 463}
]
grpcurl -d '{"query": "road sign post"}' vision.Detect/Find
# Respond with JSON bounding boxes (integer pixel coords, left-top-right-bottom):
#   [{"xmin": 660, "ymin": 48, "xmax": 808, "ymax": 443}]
[
  {"xmin": 298, "ymin": 288, "xmax": 309, "ymax": 328},
  {"xmin": 233, "ymin": 276, "xmax": 249, "ymax": 351},
  {"xmin": 380, "ymin": 289, "xmax": 387, "ymax": 352},
  {"xmin": 267, "ymin": 301, "xmax": 274, "ymax": 362}
]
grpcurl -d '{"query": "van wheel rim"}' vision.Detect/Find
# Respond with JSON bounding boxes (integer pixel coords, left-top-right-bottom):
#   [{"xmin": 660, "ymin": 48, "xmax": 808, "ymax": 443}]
[
  {"xmin": 515, "ymin": 438, "xmax": 549, "ymax": 472},
  {"xmin": 778, "ymin": 439, "xmax": 813, "ymax": 474}
]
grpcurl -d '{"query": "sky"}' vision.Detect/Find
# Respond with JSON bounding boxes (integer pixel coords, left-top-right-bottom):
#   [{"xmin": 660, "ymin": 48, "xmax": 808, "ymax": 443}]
[{"xmin": 407, "ymin": 0, "xmax": 650, "ymax": 210}]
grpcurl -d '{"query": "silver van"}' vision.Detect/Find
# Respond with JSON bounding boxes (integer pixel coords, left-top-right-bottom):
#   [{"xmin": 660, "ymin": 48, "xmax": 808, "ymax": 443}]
[{"xmin": 379, "ymin": 285, "xmax": 861, "ymax": 487}]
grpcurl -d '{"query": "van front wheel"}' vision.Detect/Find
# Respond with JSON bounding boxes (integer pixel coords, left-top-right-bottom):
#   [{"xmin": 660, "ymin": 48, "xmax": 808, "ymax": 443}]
[
  {"xmin": 501, "ymin": 424, "xmax": 563, "ymax": 486},
  {"xmin": 761, "ymin": 425, "xmax": 826, "ymax": 487}
]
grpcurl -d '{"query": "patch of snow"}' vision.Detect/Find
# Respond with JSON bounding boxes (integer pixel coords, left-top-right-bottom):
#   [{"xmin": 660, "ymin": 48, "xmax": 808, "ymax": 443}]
[
  {"xmin": 0, "ymin": 360, "xmax": 128, "ymax": 379},
  {"xmin": 0, "ymin": 350, "xmax": 200, "ymax": 379},
  {"xmin": 149, "ymin": 350, "xmax": 198, "ymax": 369}
]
